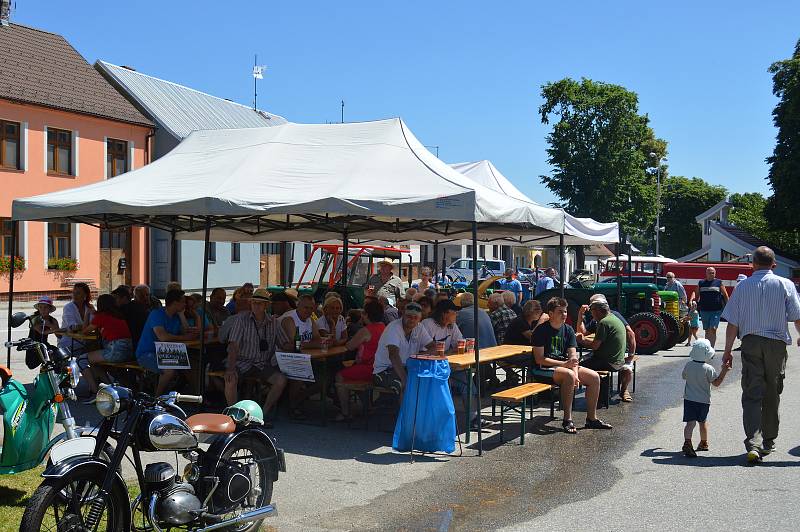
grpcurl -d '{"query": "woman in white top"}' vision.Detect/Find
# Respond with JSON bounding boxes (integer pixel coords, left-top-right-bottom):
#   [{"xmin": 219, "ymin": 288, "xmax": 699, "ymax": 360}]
[
  {"xmin": 316, "ymin": 294, "xmax": 348, "ymax": 346},
  {"xmin": 58, "ymin": 282, "xmax": 95, "ymax": 353}
]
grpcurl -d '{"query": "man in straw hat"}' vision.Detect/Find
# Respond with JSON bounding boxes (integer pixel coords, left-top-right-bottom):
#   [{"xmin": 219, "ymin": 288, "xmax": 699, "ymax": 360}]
[{"xmin": 365, "ymin": 258, "xmax": 404, "ymax": 303}]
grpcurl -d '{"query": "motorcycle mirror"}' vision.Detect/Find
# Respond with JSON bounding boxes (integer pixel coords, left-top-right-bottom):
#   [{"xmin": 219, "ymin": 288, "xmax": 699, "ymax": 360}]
[{"xmin": 10, "ymin": 312, "xmax": 30, "ymax": 328}]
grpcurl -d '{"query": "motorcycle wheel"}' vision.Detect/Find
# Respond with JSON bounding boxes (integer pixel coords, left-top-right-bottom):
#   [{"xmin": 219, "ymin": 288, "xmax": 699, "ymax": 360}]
[
  {"xmin": 210, "ymin": 436, "xmax": 275, "ymax": 531},
  {"xmin": 20, "ymin": 466, "xmax": 128, "ymax": 532}
]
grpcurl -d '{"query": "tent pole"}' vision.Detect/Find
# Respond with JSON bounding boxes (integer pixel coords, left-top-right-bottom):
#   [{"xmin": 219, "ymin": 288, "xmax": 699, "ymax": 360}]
[
  {"xmin": 170, "ymin": 228, "xmax": 178, "ymax": 285},
  {"xmin": 559, "ymin": 234, "xmax": 565, "ymax": 298},
  {"xmin": 6, "ymin": 221, "xmax": 17, "ymax": 368},
  {"xmin": 616, "ymin": 232, "xmax": 623, "ymax": 311},
  {"xmin": 340, "ymin": 225, "xmax": 349, "ymax": 289},
  {"xmin": 472, "ymin": 222, "xmax": 482, "ymax": 456},
  {"xmin": 433, "ymin": 241, "xmax": 439, "ymax": 289},
  {"xmin": 199, "ymin": 218, "xmax": 211, "ymax": 397}
]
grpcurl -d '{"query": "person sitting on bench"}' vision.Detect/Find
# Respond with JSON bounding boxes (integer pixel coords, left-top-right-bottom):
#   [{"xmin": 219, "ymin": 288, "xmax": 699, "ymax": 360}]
[
  {"xmin": 576, "ymin": 300, "xmax": 627, "ymax": 402},
  {"xmin": 531, "ymin": 297, "xmax": 612, "ymax": 434}
]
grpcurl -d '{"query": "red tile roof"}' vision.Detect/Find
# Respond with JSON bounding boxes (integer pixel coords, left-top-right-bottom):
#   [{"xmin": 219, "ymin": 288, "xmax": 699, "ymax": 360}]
[{"xmin": 0, "ymin": 23, "xmax": 152, "ymax": 127}]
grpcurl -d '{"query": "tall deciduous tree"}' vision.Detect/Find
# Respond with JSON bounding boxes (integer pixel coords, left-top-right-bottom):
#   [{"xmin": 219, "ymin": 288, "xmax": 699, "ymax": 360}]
[
  {"xmin": 766, "ymin": 39, "xmax": 800, "ymax": 232},
  {"xmin": 539, "ymin": 78, "xmax": 667, "ymax": 243},
  {"xmin": 730, "ymin": 192, "xmax": 800, "ymax": 256},
  {"xmin": 659, "ymin": 176, "xmax": 727, "ymax": 259}
]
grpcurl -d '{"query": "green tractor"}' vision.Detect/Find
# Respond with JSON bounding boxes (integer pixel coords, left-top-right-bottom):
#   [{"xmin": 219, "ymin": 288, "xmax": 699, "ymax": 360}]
[{"xmin": 535, "ymin": 282, "xmax": 687, "ymax": 355}]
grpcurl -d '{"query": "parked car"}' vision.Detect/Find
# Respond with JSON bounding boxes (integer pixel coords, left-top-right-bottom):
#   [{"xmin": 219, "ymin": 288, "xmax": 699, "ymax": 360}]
[{"xmin": 445, "ymin": 258, "xmax": 506, "ymax": 282}]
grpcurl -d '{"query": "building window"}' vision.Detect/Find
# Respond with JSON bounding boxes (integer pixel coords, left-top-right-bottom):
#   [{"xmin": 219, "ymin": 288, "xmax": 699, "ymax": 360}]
[
  {"xmin": 260, "ymin": 242, "xmax": 280, "ymax": 254},
  {"xmin": 720, "ymin": 249, "xmax": 739, "ymax": 263},
  {"xmin": 231, "ymin": 242, "xmax": 241, "ymax": 263},
  {"xmin": 106, "ymin": 138, "xmax": 128, "ymax": 177},
  {"xmin": 101, "ymin": 229, "xmax": 127, "ymax": 249},
  {"xmin": 48, "ymin": 223, "xmax": 72, "ymax": 259},
  {"xmin": 207, "ymin": 242, "xmax": 216, "ymax": 263},
  {"xmin": 0, "ymin": 120, "xmax": 20, "ymax": 170},
  {"xmin": 47, "ymin": 128, "xmax": 72, "ymax": 175},
  {"xmin": 0, "ymin": 219, "xmax": 19, "ymax": 257}
]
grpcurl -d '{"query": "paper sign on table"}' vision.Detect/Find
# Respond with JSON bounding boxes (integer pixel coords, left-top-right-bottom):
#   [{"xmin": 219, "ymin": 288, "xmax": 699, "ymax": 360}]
[
  {"xmin": 276, "ymin": 351, "xmax": 315, "ymax": 382},
  {"xmin": 155, "ymin": 342, "xmax": 191, "ymax": 370}
]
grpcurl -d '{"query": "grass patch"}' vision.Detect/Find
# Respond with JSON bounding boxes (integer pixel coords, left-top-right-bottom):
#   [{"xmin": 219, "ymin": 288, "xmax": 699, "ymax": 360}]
[{"xmin": 0, "ymin": 466, "xmax": 140, "ymax": 531}]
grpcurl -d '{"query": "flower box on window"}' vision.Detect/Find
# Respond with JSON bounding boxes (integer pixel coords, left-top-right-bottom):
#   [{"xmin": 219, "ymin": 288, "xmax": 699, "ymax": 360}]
[
  {"xmin": 0, "ymin": 255, "xmax": 25, "ymax": 275},
  {"xmin": 47, "ymin": 257, "xmax": 78, "ymax": 271}
]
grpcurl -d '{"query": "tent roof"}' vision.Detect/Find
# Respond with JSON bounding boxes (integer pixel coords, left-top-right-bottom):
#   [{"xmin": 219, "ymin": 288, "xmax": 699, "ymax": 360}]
[
  {"xmin": 450, "ymin": 160, "xmax": 619, "ymax": 246},
  {"xmin": 12, "ymin": 119, "xmax": 565, "ymax": 243}
]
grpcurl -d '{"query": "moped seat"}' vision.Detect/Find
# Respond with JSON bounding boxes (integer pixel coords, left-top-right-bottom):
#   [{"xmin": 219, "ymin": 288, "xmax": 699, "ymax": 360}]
[
  {"xmin": 0, "ymin": 365, "xmax": 12, "ymax": 386},
  {"xmin": 186, "ymin": 413, "xmax": 235, "ymax": 434}
]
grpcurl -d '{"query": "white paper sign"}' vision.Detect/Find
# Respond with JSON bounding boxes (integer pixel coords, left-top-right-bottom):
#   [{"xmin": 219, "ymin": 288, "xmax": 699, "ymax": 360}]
[
  {"xmin": 275, "ymin": 351, "xmax": 315, "ymax": 382},
  {"xmin": 155, "ymin": 342, "xmax": 191, "ymax": 370}
]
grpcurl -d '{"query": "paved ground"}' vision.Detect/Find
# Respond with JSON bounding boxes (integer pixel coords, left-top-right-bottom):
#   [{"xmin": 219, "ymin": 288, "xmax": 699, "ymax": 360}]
[{"xmin": 3, "ymin": 307, "xmax": 799, "ymax": 531}]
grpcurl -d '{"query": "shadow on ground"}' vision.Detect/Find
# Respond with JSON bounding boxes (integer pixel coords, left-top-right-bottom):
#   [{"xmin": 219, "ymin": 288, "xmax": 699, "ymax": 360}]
[{"xmin": 642, "ymin": 447, "xmax": 800, "ymax": 468}]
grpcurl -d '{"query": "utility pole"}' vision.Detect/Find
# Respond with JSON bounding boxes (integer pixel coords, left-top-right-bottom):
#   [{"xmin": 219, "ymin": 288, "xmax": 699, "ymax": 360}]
[
  {"xmin": 649, "ymin": 153, "xmax": 667, "ymax": 255},
  {"xmin": 253, "ymin": 54, "xmax": 258, "ymax": 110},
  {"xmin": 341, "ymin": 100, "xmax": 344, "ymax": 123}
]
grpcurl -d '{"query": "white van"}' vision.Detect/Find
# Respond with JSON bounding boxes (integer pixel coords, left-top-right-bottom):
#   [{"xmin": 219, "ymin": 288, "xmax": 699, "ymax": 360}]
[{"xmin": 445, "ymin": 258, "xmax": 506, "ymax": 282}]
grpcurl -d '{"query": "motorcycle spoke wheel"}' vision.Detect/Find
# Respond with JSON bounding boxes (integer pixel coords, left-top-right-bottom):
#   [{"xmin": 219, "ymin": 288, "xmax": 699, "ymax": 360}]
[
  {"xmin": 21, "ymin": 470, "xmax": 126, "ymax": 532},
  {"xmin": 211, "ymin": 438, "xmax": 274, "ymax": 531}
]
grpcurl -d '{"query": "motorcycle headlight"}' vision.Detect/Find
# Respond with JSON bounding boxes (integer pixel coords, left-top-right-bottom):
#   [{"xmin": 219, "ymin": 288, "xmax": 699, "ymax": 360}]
[
  {"xmin": 66, "ymin": 360, "xmax": 81, "ymax": 388},
  {"xmin": 95, "ymin": 384, "xmax": 129, "ymax": 417}
]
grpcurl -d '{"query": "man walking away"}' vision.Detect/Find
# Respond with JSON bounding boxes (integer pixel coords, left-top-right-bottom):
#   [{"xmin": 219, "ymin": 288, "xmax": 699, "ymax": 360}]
[
  {"xmin": 691, "ymin": 266, "xmax": 729, "ymax": 349},
  {"xmin": 721, "ymin": 247, "xmax": 800, "ymax": 463}
]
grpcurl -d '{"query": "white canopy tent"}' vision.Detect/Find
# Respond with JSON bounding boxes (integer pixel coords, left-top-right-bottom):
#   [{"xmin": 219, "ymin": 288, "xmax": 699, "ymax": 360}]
[
  {"xmin": 9, "ymin": 119, "xmax": 573, "ymax": 454},
  {"xmin": 12, "ymin": 119, "xmax": 565, "ymax": 243},
  {"xmin": 451, "ymin": 160, "xmax": 619, "ymax": 246}
]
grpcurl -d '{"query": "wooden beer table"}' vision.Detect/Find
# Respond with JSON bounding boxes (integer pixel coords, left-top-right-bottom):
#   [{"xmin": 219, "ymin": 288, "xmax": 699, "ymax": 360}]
[{"xmin": 447, "ymin": 344, "xmax": 533, "ymax": 443}]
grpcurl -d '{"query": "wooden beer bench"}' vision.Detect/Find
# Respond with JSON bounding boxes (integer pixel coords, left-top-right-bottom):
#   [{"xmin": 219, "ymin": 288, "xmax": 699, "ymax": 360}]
[{"xmin": 491, "ymin": 382, "xmax": 553, "ymax": 444}]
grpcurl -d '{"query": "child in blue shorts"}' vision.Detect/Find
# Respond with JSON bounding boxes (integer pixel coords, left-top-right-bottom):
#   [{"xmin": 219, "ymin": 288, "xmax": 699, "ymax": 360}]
[{"xmin": 682, "ymin": 339, "xmax": 730, "ymax": 457}]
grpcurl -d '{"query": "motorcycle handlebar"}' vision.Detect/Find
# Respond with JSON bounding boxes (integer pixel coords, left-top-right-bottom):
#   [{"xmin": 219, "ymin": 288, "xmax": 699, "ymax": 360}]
[{"xmin": 176, "ymin": 394, "xmax": 202, "ymax": 404}]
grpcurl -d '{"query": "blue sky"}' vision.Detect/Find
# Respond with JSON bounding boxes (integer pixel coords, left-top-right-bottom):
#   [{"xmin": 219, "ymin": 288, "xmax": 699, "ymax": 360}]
[{"xmin": 14, "ymin": 1, "xmax": 800, "ymax": 206}]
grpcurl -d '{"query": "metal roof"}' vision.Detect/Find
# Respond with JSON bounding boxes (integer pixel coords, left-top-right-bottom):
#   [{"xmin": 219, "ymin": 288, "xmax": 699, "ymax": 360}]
[
  {"xmin": 0, "ymin": 24, "xmax": 152, "ymax": 127},
  {"xmin": 95, "ymin": 60, "xmax": 287, "ymax": 140}
]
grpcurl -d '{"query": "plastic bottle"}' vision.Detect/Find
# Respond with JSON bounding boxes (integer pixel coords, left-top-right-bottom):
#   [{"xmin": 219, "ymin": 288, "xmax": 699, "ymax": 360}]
[{"xmin": 294, "ymin": 326, "xmax": 301, "ymax": 352}]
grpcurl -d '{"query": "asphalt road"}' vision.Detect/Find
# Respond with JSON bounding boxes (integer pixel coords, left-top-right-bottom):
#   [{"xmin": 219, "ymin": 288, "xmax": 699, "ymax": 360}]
[{"xmin": 4, "ymin": 309, "xmax": 799, "ymax": 531}]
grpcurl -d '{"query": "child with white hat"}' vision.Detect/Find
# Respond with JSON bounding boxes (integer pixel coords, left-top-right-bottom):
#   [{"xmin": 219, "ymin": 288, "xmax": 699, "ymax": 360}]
[{"xmin": 682, "ymin": 339, "xmax": 730, "ymax": 457}]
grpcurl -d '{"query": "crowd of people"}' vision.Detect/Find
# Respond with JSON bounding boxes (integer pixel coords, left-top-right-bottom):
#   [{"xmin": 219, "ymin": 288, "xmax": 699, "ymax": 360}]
[{"xmin": 28, "ymin": 258, "xmax": 641, "ymax": 434}]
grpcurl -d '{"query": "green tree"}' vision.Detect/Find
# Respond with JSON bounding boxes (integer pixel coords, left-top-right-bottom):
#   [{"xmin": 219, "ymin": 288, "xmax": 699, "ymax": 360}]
[
  {"xmin": 730, "ymin": 192, "xmax": 800, "ymax": 256},
  {"xmin": 659, "ymin": 176, "xmax": 727, "ymax": 259},
  {"xmin": 766, "ymin": 39, "xmax": 800, "ymax": 232},
  {"xmin": 539, "ymin": 78, "xmax": 667, "ymax": 251}
]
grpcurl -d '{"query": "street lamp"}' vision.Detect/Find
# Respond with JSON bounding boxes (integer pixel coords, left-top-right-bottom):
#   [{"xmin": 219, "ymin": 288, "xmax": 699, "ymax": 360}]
[{"xmin": 649, "ymin": 152, "xmax": 667, "ymax": 256}]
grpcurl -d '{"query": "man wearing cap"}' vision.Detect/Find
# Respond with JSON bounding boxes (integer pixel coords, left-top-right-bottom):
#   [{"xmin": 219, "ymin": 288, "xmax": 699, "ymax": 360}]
[
  {"xmin": 499, "ymin": 269, "xmax": 523, "ymax": 305},
  {"xmin": 225, "ymin": 288, "xmax": 287, "ymax": 426},
  {"xmin": 373, "ymin": 302, "xmax": 436, "ymax": 395},
  {"xmin": 577, "ymin": 294, "xmax": 636, "ymax": 401},
  {"xmin": 364, "ymin": 259, "xmax": 404, "ymax": 304},
  {"xmin": 577, "ymin": 300, "xmax": 628, "ymax": 400}
]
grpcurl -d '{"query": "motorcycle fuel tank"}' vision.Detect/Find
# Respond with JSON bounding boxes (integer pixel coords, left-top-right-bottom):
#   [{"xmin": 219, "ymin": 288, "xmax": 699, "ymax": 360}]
[{"xmin": 142, "ymin": 413, "xmax": 198, "ymax": 451}]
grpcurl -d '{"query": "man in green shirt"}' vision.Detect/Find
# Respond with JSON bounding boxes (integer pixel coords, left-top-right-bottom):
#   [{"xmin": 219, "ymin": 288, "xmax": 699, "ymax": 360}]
[{"xmin": 578, "ymin": 300, "xmax": 626, "ymax": 371}]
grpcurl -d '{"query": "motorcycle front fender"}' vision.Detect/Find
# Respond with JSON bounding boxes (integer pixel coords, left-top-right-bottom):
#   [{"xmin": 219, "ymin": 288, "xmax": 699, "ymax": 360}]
[
  {"xmin": 42, "ymin": 456, "xmax": 131, "ymax": 530},
  {"xmin": 38, "ymin": 425, "xmax": 95, "ymax": 465}
]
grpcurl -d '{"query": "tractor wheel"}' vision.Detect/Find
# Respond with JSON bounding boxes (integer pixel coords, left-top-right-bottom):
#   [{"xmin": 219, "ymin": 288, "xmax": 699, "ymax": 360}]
[
  {"xmin": 629, "ymin": 312, "xmax": 667, "ymax": 355},
  {"xmin": 659, "ymin": 312, "xmax": 681, "ymax": 351}
]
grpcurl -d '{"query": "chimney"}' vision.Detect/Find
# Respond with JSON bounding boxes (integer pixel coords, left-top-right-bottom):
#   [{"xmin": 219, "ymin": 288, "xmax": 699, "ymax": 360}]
[{"xmin": 0, "ymin": 0, "xmax": 11, "ymax": 26}]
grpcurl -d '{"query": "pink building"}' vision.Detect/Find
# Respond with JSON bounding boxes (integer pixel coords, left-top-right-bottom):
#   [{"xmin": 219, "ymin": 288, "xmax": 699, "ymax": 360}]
[{"xmin": 0, "ymin": 22, "xmax": 154, "ymax": 299}]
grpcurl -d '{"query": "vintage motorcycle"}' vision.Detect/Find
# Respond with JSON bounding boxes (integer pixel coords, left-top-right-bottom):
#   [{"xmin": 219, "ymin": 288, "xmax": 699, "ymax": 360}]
[
  {"xmin": 21, "ymin": 384, "xmax": 285, "ymax": 531},
  {"xmin": 0, "ymin": 311, "xmax": 96, "ymax": 475}
]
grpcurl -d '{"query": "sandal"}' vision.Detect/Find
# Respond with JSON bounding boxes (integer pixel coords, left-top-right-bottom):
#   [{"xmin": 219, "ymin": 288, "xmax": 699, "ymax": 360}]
[
  {"xmin": 562, "ymin": 419, "xmax": 577, "ymax": 434},
  {"xmin": 621, "ymin": 391, "xmax": 633, "ymax": 402},
  {"xmin": 585, "ymin": 418, "xmax": 613, "ymax": 430}
]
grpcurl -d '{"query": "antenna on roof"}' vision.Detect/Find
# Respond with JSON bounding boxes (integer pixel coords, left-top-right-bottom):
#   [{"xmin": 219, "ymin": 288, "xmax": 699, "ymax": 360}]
[
  {"xmin": 0, "ymin": 0, "xmax": 11, "ymax": 26},
  {"xmin": 252, "ymin": 54, "xmax": 267, "ymax": 110}
]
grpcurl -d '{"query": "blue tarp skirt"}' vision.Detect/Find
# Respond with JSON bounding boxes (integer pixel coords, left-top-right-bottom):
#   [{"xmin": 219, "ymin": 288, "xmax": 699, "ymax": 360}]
[{"xmin": 392, "ymin": 358, "xmax": 457, "ymax": 453}]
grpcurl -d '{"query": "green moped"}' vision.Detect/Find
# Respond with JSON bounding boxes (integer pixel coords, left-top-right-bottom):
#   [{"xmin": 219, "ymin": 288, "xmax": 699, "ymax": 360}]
[{"xmin": 0, "ymin": 312, "xmax": 94, "ymax": 474}]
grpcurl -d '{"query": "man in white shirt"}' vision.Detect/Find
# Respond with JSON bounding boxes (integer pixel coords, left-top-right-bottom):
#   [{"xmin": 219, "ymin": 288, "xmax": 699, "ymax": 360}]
[{"xmin": 373, "ymin": 302, "xmax": 436, "ymax": 395}]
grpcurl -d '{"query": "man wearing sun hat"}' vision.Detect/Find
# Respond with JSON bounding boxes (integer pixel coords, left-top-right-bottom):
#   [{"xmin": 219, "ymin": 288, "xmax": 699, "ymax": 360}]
[
  {"xmin": 364, "ymin": 258, "xmax": 404, "ymax": 304},
  {"xmin": 29, "ymin": 296, "xmax": 60, "ymax": 344},
  {"xmin": 225, "ymin": 288, "xmax": 287, "ymax": 426}
]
